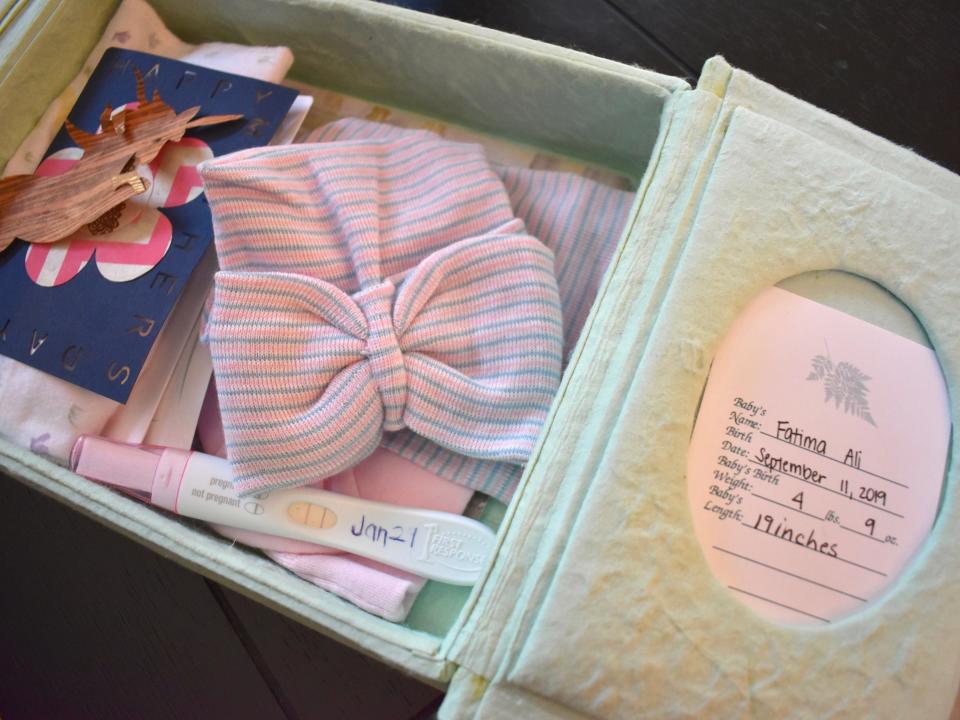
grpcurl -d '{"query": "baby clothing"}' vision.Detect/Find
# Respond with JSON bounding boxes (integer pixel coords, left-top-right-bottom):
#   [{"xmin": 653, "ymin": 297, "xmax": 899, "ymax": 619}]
[
  {"xmin": 306, "ymin": 119, "xmax": 634, "ymax": 361},
  {"xmin": 199, "ymin": 127, "xmax": 565, "ymax": 501},
  {"xmin": 497, "ymin": 165, "xmax": 631, "ymax": 359}
]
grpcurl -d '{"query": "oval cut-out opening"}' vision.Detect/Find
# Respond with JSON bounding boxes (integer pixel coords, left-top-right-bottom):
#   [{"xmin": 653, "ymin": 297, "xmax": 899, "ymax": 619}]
[{"xmin": 687, "ymin": 270, "xmax": 951, "ymax": 626}]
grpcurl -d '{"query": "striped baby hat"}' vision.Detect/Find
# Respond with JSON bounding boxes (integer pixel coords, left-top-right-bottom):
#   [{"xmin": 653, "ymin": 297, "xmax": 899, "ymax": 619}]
[
  {"xmin": 309, "ymin": 120, "xmax": 636, "ymax": 361},
  {"xmin": 200, "ymin": 125, "xmax": 564, "ymax": 499}
]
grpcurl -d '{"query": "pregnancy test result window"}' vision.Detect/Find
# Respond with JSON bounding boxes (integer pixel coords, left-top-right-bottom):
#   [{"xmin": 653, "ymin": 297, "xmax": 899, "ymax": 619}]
[{"xmin": 687, "ymin": 283, "xmax": 950, "ymax": 625}]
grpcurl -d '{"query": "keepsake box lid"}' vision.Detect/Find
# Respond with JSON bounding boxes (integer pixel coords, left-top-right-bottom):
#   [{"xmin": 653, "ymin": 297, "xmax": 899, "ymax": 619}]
[{"xmin": 441, "ymin": 57, "xmax": 960, "ymax": 720}]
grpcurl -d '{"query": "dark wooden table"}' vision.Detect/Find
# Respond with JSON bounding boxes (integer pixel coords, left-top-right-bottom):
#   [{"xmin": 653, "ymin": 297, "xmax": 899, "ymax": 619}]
[{"xmin": 2, "ymin": 2, "xmax": 957, "ymax": 718}]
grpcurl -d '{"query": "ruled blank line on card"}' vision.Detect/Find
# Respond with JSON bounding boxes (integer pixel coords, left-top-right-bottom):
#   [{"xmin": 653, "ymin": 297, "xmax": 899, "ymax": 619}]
[
  {"xmin": 728, "ymin": 586, "xmax": 830, "ymax": 624},
  {"xmin": 748, "ymin": 459, "xmax": 905, "ymax": 519},
  {"xmin": 740, "ymin": 521, "xmax": 887, "ymax": 576},
  {"xmin": 713, "ymin": 546, "xmax": 868, "ymax": 602},
  {"xmin": 759, "ymin": 429, "xmax": 908, "ymax": 489}
]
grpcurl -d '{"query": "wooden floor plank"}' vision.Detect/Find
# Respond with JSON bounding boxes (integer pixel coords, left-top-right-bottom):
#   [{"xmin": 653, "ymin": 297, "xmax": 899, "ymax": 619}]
[
  {"xmin": 606, "ymin": 0, "xmax": 960, "ymax": 173},
  {"xmin": 213, "ymin": 586, "xmax": 443, "ymax": 720},
  {"xmin": 0, "ymin": 476, "xmax": 287, "ymax": 720},
  {"xmin": 409, "ymin": 0, "xmax": 696, "ymax": 80}
]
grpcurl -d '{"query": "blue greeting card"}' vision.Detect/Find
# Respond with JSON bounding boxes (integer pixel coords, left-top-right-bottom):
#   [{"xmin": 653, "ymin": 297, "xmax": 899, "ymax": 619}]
[{"xmin": 0, "ymin": 48, "xmax": 297, "ymax": 402}]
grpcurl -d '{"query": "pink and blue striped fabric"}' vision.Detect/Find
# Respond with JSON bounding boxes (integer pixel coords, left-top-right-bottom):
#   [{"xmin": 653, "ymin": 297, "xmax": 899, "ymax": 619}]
[
  {"xmin": 308, "ymin": 119, "xmax": 635, "ymax": 359},
  {"xmin": 200, "ymin": 127, "xmax": 564, "ymax": 497},
  {"xmin": 497, "ymin": 165, "xmax": 632, "ymax": 358}
]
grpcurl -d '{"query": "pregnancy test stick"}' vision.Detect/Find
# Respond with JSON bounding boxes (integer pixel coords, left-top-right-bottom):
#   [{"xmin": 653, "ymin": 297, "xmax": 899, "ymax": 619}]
[{"xmin": 71, "ymin": 435, "xmax": 495, "ymax": 585}]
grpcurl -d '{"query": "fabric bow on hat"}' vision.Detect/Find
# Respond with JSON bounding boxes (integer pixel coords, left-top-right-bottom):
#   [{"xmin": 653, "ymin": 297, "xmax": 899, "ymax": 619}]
[
  {"xmin": 206, "ymin": 229, "xmax": 563, "ymax": 496},
  {"xmin": 200, "ymin": 126, "xmax": 565, "ymax": 498}
]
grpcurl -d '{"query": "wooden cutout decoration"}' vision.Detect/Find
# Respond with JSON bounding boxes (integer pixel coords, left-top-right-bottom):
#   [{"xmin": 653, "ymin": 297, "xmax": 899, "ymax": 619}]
[{"xmin": 0, "ymin": 67, "xmax": 241, "ymax": 253}]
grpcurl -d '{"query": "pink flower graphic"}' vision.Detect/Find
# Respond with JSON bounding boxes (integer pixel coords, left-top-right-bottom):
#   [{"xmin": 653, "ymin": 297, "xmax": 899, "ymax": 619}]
[{"xmin": 24, "ymin": 107, "xmax": 212, "ymax": 287}]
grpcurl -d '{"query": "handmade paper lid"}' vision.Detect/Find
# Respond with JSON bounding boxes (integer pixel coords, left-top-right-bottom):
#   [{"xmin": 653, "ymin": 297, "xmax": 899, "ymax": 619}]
[{"xmin": 441, "ymin": 62, "xmax": 960, "ymax": 720}]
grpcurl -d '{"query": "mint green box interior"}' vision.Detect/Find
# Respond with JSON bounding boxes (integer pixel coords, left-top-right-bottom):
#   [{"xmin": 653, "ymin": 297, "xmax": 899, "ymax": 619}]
[{"xmin": 0, "ymin": 0, "xmax": 687, "ymax": 686}]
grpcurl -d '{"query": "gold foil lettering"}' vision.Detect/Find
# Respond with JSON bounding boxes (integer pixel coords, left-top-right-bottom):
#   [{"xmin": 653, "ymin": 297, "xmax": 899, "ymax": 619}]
[
  {"xmin": 173, "ymin": 232, "xmax": 198, "ymax": 250},
  {"xmin": 29, "ymin": 330, "xmax": 48, "ymax": 356},
  {"xmin": 128, "ymin": 315, "xmax": 156, "ymax": 337},
  {"xmin": 151, "ymin": 272, "xmax": 177, "ymax": 294},
  {"xmin": 62, "ymin": 345, "xmax": 83, "ymax": 371},
  {"xmin": 107, "ymin": 362, "xmax": 131, "ymax": 385},
  {"xmin": 177, "ymin": 70, "xmax": 198, "ymax": 89},
  {"xmin": 211, "ymin": 79, "xmax": 233, "ymax": 98},
  {"xmin": 244, "ymin": 118, "xmax": 270, "ymax": 137}
]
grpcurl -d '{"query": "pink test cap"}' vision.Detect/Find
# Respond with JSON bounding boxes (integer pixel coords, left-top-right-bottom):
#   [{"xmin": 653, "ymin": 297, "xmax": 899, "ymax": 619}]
[{"xmin": 70, "ymin": 436, "xmax": 189, "ymax": 511}]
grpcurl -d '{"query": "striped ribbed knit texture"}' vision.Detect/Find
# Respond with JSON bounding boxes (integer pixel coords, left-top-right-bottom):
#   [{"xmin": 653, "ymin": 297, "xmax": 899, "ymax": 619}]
[
  {"xmin": 201, "ymin": 126, "xmax": 565, "ymax": 497},
  {"xmin": 496, "ymin": 165, "xmax": 632, "ymax": 358},
  {"xmin": 309, "ymin": 119, "xmax": 635, "ymax": 358}
]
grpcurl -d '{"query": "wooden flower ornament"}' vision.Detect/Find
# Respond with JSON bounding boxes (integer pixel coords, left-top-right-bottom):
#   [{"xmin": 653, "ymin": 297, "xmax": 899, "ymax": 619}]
[{"xmin": 0, "ymin": 68, "xmax": 241, "ymax": 252}]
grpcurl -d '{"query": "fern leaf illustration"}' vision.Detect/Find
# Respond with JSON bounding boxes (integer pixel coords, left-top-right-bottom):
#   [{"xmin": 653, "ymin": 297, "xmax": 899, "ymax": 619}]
[
  {"xmin": 806, "ymin": 356, "xmax": 877, "ymax": 427},
  {"xmin": 806, "ymin": 354, "xmax": 833, "ymax": 381}
]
